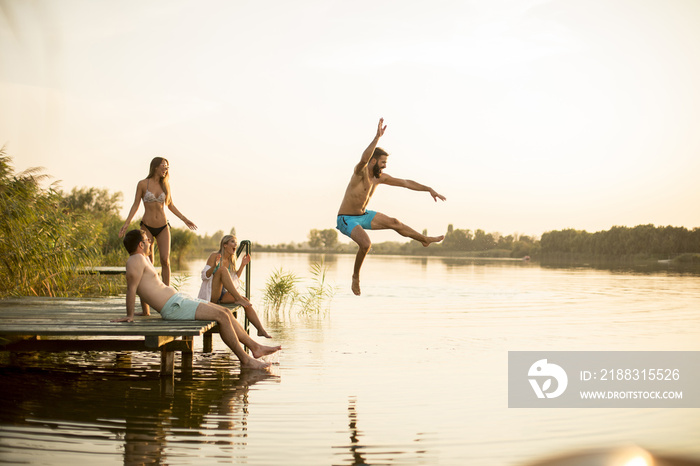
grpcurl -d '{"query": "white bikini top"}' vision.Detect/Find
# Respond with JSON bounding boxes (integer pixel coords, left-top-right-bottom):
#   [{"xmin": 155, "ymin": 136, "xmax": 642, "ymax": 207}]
[{"xmin": 143, "ymin": 180, "xmax": 166, "ymax": 204}]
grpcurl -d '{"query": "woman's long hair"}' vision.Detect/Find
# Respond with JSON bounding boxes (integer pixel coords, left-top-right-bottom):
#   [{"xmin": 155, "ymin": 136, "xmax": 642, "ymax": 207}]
[{"xmin": 147, "ymin": 157, "xmax": 171, "ymax": 204}]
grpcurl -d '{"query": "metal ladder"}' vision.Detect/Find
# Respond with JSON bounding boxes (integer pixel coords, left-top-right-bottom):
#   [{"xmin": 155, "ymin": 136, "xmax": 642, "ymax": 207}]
[{"xmin": 236, "ymin": 239, "xmax": 252, "ymax": 334}]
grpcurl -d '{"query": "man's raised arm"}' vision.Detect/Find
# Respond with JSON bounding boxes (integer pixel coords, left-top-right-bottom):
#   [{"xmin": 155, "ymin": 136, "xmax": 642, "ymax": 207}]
[
  {"xmin": 354, "ymin": 118, "xmax": 387, "ymax": 175},
  {"xmin": 381, "ymin": 174, "xmax": 447, "ymax": 202}
]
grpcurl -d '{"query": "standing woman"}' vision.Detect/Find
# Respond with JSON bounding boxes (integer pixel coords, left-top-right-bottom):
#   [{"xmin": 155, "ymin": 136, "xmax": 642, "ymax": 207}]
[{"xmin": 119, "ymin": 157, "xmax": 197, "ymax": 285}]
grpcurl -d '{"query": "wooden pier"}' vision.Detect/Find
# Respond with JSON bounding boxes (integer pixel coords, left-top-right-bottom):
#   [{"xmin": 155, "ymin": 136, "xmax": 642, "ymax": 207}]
[
  {"xmin": 0, "ymin": 297, "xmax": 236, "ymax": 378},
  {"xmin": 2, "ymin": 241, "xmax": 254, "ymax": 388},
  {"xmin": 77, "ymin": 266, "xmax": 160, "ymax": 275}
]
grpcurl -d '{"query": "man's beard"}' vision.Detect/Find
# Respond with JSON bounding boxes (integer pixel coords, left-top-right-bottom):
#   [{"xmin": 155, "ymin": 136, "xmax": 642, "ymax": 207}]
[{"xmin": 373, "ymin": 164, "xmax": 382, "ymax": 178}]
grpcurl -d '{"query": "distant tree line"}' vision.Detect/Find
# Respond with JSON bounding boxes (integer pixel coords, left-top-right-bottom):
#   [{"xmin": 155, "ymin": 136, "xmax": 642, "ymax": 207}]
[
  {"xmin": 289, "ymin": 224, "xmax": 700, "ymax": 261},
  {"xmin": 257, "ymin": 224, "xmax": 539, "ymax": 258},
  {"xmin": 441, "ymin": 224, "xmax": 538, "ymax": 258},
  {"xmin": 540, "ymin": 225, "xmax": 700, "ymax": 258}
]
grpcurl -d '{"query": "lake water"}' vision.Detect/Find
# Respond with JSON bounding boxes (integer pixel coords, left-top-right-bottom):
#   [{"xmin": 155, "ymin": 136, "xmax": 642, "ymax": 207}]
[{"xmin": 1, "ymin": 252, "xmax": 699, "ymax": 465}]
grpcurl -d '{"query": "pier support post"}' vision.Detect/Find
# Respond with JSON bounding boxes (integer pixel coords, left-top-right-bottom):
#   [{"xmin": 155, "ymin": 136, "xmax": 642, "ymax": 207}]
[
  {"xmin": 160, "ymin": 349, "xmax": 174, "ymax": 377},
  {"xmin": 203, "ymin": 331, "xmax": 213, "ymax": 353},
  {"xmin": 181, "ymin": 337, "xmax": 193, "ymax": 375}
]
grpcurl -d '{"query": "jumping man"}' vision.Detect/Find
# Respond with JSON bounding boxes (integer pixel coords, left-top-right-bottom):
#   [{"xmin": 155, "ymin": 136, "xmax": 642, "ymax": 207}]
[{"xmin": 336, "ymin": 118, "xmax": 446, "ymax": 296}]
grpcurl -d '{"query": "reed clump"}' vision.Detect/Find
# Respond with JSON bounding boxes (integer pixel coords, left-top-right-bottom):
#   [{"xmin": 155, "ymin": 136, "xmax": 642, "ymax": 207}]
[
  {"xmin": 0, "ymin": 149, "xmax": 123, "ymax": 297},
  {"xmin": 262, "ymin": 268, "xmax": 299, "ymax": 315},
  {"xmin": 262, "ymin": 261, "xmax": 335, "ymax": 317},
  {"xmin": 296, "ymin": 261, "xmax": 335, "ymax": 315}
]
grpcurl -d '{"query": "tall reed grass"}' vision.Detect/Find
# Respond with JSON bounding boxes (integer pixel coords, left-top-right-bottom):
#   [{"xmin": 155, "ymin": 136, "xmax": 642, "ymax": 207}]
[
  {"xmin": 262, "ymin": 268, "xmax": 299, "ymax": 315},
  {"xmin": 262, "ymin": 261, "xmax": 336, "ymax": 318},
  {"xmin": 0, "ymin": 150, "xmax": 122, "ymax": 297},
  {"xmin": 296, "ymin": 261, "xmax": 336, "ymax": 315}
]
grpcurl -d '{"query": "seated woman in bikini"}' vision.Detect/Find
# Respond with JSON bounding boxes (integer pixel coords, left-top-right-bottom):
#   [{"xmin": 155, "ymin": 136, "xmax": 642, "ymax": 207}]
[
  {"xmin": 119, "ymin": 157, "xmax": 197, "ymax": 286},
  {"xmin": 198, "ymin": 234, "xmax": 271, "ymax": 338}
]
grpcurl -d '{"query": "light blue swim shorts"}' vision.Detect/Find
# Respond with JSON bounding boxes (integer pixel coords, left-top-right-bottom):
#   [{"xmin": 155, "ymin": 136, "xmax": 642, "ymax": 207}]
[
  {"xmin": 160, "ymin": 292, "xmax": 207, "ymax": 320},
  {"xmin": 336, "ymin": 210, "xmax": 377, "ymax": 238}
]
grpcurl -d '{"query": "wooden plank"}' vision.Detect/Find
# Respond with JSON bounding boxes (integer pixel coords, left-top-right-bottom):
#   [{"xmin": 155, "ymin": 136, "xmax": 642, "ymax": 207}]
[
  {"xmin": 77, "ymin": 266, "xmax": 161, "ymax": 275},
  {"xmin": 1, "ymin": 340, "xmax": 150, "ymax": 352},
  {"xmin": 0, "ymin": 317, "xmax": 210, "ymax": 326},
  {"xmin": 3, "ymin": 319, "xmax": 213, "ymax": 327},
  {"xmin": 0, "ymin": 296, "xmax": 126, "ymax": 309},
  {"xmin": 0, "ymin": 323, "xmax": 215, "ymax": 337},
  {"xmin": 0, "ymin": 297, "xmax": 217, "ymax": 338},
  {"xmin": 0, "ymin": 338, "xmax": 193, "ymax": 352},
  {"xmin": 0, "ymin": 319, "xmax": 212, "ymax": 327},
  {"xmin": 145, "ymin": 335, "xmax": 176, "ymax": 348},
  {"xmin": 77, "ymin": 266, "xmax": 127, "ymax": 275}
]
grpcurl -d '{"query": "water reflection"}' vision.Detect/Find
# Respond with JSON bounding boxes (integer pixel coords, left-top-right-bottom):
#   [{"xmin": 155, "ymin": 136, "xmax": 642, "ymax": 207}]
[
  {"xmin": 0, "ymin": 352, "xmax": 277, "ymax": 465},
  {"xmin": 345, "ymin": 397, "xmax": 368, "ymax": 466},
  {"xmin": 438, "ymin": 256, "xmax": 525, "ymax": 269},
  {"xmin": 539, "ymin": 258, "xmax": 700, "ymax": 276},
  {"xmin": 334, "ymin": 397, "xmax": 434, "ymax": 466},
  {"xmin": 307, "ymin": 253, "xmax": 339, "ymax": 267}
]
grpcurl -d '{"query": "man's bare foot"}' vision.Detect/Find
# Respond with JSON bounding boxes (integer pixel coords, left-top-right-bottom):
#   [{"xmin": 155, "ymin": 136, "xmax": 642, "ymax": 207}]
[
  {"xmin": 251, "ymin": 343, "xmax": 281, "ymax": 359},
  {"xmin": 241, "ymin": 357, "xmax": 271, "ymax": 370},
  {"xmin": 421, "ymin": 235, "xmax": 445, "ymax": 247},
  {"xmin": 258, "ymin": 329, "xmax": 272, "ymax": 338},
  {"xmin": 351, "ymin": 275, "xmax": 361, "ymax": 296}
]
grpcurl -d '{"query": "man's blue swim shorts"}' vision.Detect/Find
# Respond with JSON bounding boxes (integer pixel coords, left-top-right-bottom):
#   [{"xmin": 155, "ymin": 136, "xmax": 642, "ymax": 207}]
[
  {"xmin": 336, "ymin": 210, "xmax": 377, "ymax": 238},
  {"xmin": 160, "ymin": 292, "xmax": 207, "ymax": 320}
]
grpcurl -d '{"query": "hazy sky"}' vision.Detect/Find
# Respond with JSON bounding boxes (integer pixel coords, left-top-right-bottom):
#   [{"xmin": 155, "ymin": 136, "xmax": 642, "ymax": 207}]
[{"xmin": 2, "ymin": 0, "xmax": 699, "ymax": 245}]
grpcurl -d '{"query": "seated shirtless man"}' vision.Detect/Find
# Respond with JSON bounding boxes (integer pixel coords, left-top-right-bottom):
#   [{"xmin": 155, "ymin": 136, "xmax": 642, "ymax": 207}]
[
  {"xmin": 337, "ymin": 118, "xmax": 447, "ymax": 296},
  {"xmin": 112, "ymin": 229, "xmax": 280, "ymax": 370}
]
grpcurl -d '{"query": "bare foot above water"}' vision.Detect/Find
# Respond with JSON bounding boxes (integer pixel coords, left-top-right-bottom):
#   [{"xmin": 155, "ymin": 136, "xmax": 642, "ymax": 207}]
[
  {"xmin": 421, "ymin": 235, "xmax": 445, "ymax": 247},
  {"xmin": 252, "ymin": 344, "xmax": 281, "ymax": 359},
  {"xmin": 352, "ymin": 275, "xmax": 361, "ymax": 296}
]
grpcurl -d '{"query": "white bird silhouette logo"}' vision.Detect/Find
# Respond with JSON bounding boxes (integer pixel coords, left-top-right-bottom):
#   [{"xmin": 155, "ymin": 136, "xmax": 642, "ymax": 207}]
[{"xmin": 528, "ymin": 359, "xmax": 568, "ymax": 399}]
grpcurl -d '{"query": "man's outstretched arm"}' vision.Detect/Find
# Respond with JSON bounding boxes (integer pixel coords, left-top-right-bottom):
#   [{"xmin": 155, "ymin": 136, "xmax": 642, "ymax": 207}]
[
  {"xmin": 354, "ymin": 118, "xmax": 387, "ymax": 175},
  {"xmin": 381, "ymin": 174, "xmax": 447, "ymax": 202}
]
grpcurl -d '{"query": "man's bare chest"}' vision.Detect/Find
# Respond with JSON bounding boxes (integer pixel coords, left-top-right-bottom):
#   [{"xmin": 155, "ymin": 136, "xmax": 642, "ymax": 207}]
[{"xmin": 353, "ymin": 174, "xmax": 380, "ymax": 196}]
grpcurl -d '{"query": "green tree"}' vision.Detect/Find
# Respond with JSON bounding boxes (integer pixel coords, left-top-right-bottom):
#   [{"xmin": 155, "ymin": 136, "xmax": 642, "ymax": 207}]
[
  {"xmin": 308, "ymin": 229, "xmax": 322, "ymax": 248},
  {"xmin": 0, "ymin": 149, "xmax": 101, "ymax": 296},
  {"xmin": 473, "ymin": 229, "xmax": 496, "ymax": 250},
  {"xmin": 308, "ymin": 228, "xmax": 338, "ymax": 250},
  {"xmin": 60, "ymin": 186, "xmax": 124, "ymax": 261},
  {"xmin": 61, "ymin": 186, "xmax": 122, "ymax": 216},
  {"xmin": 320, "ymin": 228, "xmax": 338, "ymax": 249},
  {"xmin": 170, "ymin": 227, "xmax": 196, "ymax": 268},
  {"xmin": 443, "ymin": 228, "xmax": 472, "ymax": 251},
  {"xmin": 497, "ymin": 234, "xmax": 514, "ymax": 249}
]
